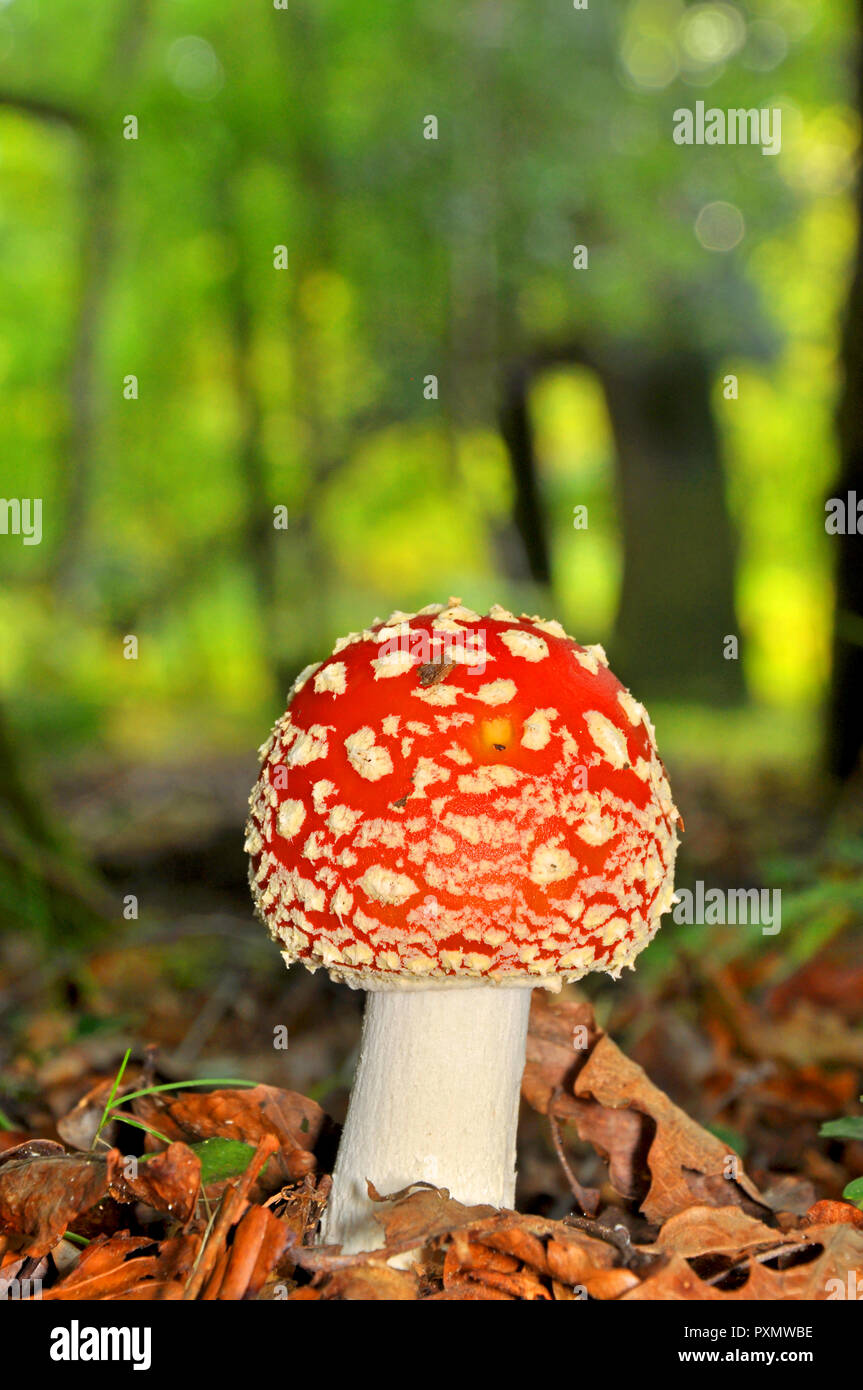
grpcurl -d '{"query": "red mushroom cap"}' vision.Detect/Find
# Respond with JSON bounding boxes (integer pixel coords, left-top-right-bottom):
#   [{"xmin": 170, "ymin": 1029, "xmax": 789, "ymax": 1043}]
[{"xmin": 246, "ymin": 600, "xmax": 680, "ymax": 989}]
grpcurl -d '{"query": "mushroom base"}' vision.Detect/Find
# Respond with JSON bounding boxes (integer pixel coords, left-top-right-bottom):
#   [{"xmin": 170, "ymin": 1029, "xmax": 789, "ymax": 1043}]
[{"xmin": 320, "ymin": 986, "xmax": 533, "ymax": 1255}]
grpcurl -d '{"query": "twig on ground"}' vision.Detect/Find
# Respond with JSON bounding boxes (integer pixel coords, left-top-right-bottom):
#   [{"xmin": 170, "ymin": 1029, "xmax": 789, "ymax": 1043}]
[{"xmin": 548, "ymin": 1087, "xmax": 600, "ymax": 1216}]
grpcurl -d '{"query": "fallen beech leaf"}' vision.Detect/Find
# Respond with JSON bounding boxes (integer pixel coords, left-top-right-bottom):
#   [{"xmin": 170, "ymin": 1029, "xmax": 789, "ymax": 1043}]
[
  {"xmin": 574, "ymin": 1036, "xmax": 764, "ymax": 1222},
  {"xmin": 582, "ymin": 1266, "xmax": 641, "ymax": 1299},
  {"xmin": 753, "ymin": 1009, "xmax": 863, "ymax": 1070},
  {"xmin": 568, "ymin": 1096, "xmax": 648, "ymax": 1200},
  {"xmin": 371, "ymin": 1185, "xmax": 498, "ymax": 1251},
  {"xmin": 443, "ymin": 1237, "xmax": 519, "ymax": 1287},
  {"xmin": 625, "ymin": 1224, "xmax": 863, "ymax": 1301},
  {"xmin": 0, "ymin": 1249, "xmax": 50, "ymax": 1297},
  {"xmin": 319, "ymin": 1264, "xmax": 417, "ymax": 1300},
  {"xmin": 622, "ymin": 1253, "xmax": 729, "ymax": 1301},
  {"xmin": 133, "ymin": 1085, "xmax": 324, "ymax": 1182},
  {"xmin": 202, "ymin": 1248, "xmax": 230, "ymax": 1301},
  {"xmin": 43, "ymin": 1254, "xmax": 162, "ymax": 1300},
  {"xmin": 45, "ymin": 1230, "xmax": 199, "ymax": 1301},
  {"xmin": 299, "ymin": 1191, "xmax": 552, "ymax": 1271},
  {"xmin": 479, "ymin": 1225, "xmax": 549, "ymax": 1274},
  {"xmin": 464, "ymin": 1267, "xmax": 551, "ymax": 1300},
  {"xmin": 57, "ymin": 1077, "xmax": 121, "ymax": 1151},
  {"xmin": 522, "ymin": 994, "xmax": 601, "ymax": 1118},
  {"xmin": 110, "ymin": 1142, "xmax": 200, "ymax": 1224},
  {"xmin": 644, "ymin": 1204, "xmax": 781, "ymax": 1258},
  {"xmin": 151, "ymin": 1233, "xmax": 199, "ymax": 1283},
  {"xmin": 215, "ymin": 1204, "xmax": 291, "ymax": 1300},
  {"xmin": 0, "ymin": 1149, "xmax": 119, "ymax": 1257},
  {"xmin": 103, "ymin": 1281, "xmax": 185, "ymax": 1300},
  {"xmin": 803, "ymin": 1199, "xmax": 863, "ymax": 1229},
  {"xmin": 428, "ymin": 1280, "xmax": 515, "ymax": 1300},
  {"xmin": 246, "ymin": 1208, "xmax": 294, "ymax": 1300},
  {"xmin": 0, "ymin": 1139, "xmax": 66, "ymax": 1166},
  {"xmin": 545, "ymin": 1229, "xmax": 616, "ymax": 1285},
  {"xmin": 54, "ymin": 1233, "xmax": 154, "ymax": 1284}
]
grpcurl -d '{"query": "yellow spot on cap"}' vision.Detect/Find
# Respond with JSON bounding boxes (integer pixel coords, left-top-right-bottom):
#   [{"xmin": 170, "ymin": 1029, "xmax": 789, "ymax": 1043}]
[{"xmin": 479, "ymin": 716, "xmax": 513, "ymax": 753}]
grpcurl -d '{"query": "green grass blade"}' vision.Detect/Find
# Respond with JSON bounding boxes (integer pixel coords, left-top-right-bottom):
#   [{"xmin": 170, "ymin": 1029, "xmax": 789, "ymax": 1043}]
[
  {"xmin": 111, "ymin": 1078, "xmax": 257, "ymax": 1108},
  {"xmin": 91, "ymin": 1047, "xmax": 132, "ymax": 1150}
]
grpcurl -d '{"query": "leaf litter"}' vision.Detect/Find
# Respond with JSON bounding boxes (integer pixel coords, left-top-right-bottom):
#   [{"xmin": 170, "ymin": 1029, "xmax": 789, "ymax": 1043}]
[{"xmin": 1, "ymin": 994, "xmax": 862, "ymax": 1301}]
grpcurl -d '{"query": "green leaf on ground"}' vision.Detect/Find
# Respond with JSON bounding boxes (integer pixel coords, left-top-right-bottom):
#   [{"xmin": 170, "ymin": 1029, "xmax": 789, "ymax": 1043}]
[
  {"xmin": 186, "ymin": 1137, "xmax": 263, "ymax": 1185},
  {"xmin": 820, "ymin": 1117, "xmax": 863, "ymax": 1142},
  {"xmin": 842, "ymin": 1177, "xmax": 863, "ymax": 1210}
]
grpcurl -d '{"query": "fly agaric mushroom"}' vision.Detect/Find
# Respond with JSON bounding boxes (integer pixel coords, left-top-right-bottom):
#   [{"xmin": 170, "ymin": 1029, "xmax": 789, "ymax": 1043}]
[{"xmin": 246, "ymin": 600, "xmax": 680, "ymax": 1252}]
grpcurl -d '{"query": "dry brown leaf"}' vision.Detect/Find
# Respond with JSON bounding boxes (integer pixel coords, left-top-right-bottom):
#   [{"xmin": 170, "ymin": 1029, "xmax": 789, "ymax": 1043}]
[
  {"xmin": 109, "ymin": 1141, "xmax": 200, "ymax": 1225},
  {"xmin": 545, "ymin": 1228, "xmax": 617, "ymax": 1286},
  {"xmin": 201, "ymin": 1248, "xmax": 230, "ymax": 1300},
  {"xmin": 479, "ymin": 1224, "xmax": 550, "ymax": 1274},
  {"xmin": 214, "ymin": 1204, "xmax": 291, "ymax": 1300},
  {"xmin": 767, "ymin": 952, "xmax": 863, "ymax": 1022},
  {"xmin": 45, "ymin": 1230, "xmax": 199, "ymax": 1300},
  {"xmin": 582, "ymin": 1266, "xmax": 641, "ymax": 1299},
  {"xmin": 246, "ymin": 1208, "xmax": 294, "ymax": 1299},
  {"xmin": 644, "ymin": 1204, "xmax": 781, "ymax": 1258},
  {"xmin": 427, "ymin": 1282, "xmax": 514, "ymax": 1300},
  {"xmin": 134, "ymin": 1084, "xmax": 324, "ymax": 1183},
  {"xmin": 103, "ymin": 1281, "xmax": 186, "ymax": 1300},
  {"xmin": 370, "ymin": 1184, "xmax": 498, "ymax": 1252},
  {"xmin": 318, "ymin": 1264, "xmax": 417, "ymax": 1300},
  {"xmin": 0, "ymin": 1138, "xmax": 66, "ymax": 1165},
  {"xmin": 153, "ymin": 1232, "xmax": 200, "ymax": 1283},
  {"xmin": 625, "ymin": 1224, "xmax": 863, "ymax": 1300},
  {"xmin": 568, "ymin": 1096, "xmax": 648, "ymax": 1200},
  {"xmin": 623, "ymin": 1253, "xmax": 733, "ymax": 1301},
  {"xmin": 0, "ymin": 1148, "xmax": 119, "ymax": 1257},
  {"xmin": 57, "ymin": 1077, "xmax": 121, "ymax": 1151},
  {"xmin": 54, "ymin": 1233, "xmax": 153, "ymax": 1282},
  {"xmin": 803, "ymin": 1199, "xmax": 863, "ymax": 1229},
  {"xmin": 444, "ymin": 1236, "xmax": 519, "ymax": 1282},
  {"xmin": 574, "ymin": 1035, "xmax": 764, "ymax": 1222},
  {"xmin": 460, "ymin": 1267, "xmax": 552, "ymax": 1300},
  {"xmin": 522, "ymin": 993, "xmax": 601, "ymax": 1118},
  {"xmin": 44, "ymin": 1253, "xmax": 163, "ymax": 1300}
]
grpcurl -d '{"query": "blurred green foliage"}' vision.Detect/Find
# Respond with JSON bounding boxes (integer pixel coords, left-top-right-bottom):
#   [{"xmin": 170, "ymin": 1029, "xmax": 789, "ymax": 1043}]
[{"xmin": 0, "ymin": 0, "xmax": 857, "ymax": 770}]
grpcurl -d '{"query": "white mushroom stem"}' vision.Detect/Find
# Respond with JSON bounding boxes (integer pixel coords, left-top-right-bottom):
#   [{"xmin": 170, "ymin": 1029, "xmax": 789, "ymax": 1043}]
[{"xmin": 320, "ymin": 986, "xmax": 533, "ymax": 1254}]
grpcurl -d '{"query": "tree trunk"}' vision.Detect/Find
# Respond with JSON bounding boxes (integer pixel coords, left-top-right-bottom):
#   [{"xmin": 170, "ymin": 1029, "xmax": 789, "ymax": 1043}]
[
  {"xmin": 499, "ymin": 363, "xmax": 553, "ymax": 586},
  {"xmin": 829, "ymin": 2, "xmax": 863, "ymax": 781},
  {"xmin": 601, "ymin": 350, "xmax": 744, "ymax": 704},
  {"xmin": 498, "ymin": 344, "xmax": 743, "ymax": 703}
]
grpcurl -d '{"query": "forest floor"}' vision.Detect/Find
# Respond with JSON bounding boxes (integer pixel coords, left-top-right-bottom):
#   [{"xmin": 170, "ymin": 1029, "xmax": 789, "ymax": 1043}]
[{"xmin": 1, "ymin": 751, "xmax": 862, "ymax": 1299}]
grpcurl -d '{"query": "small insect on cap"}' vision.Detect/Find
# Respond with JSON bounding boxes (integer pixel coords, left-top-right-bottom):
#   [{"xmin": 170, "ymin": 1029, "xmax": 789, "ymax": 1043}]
[{"xmin": 246, "ymin": 600, "xmax": 681, "ymax": 990}]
